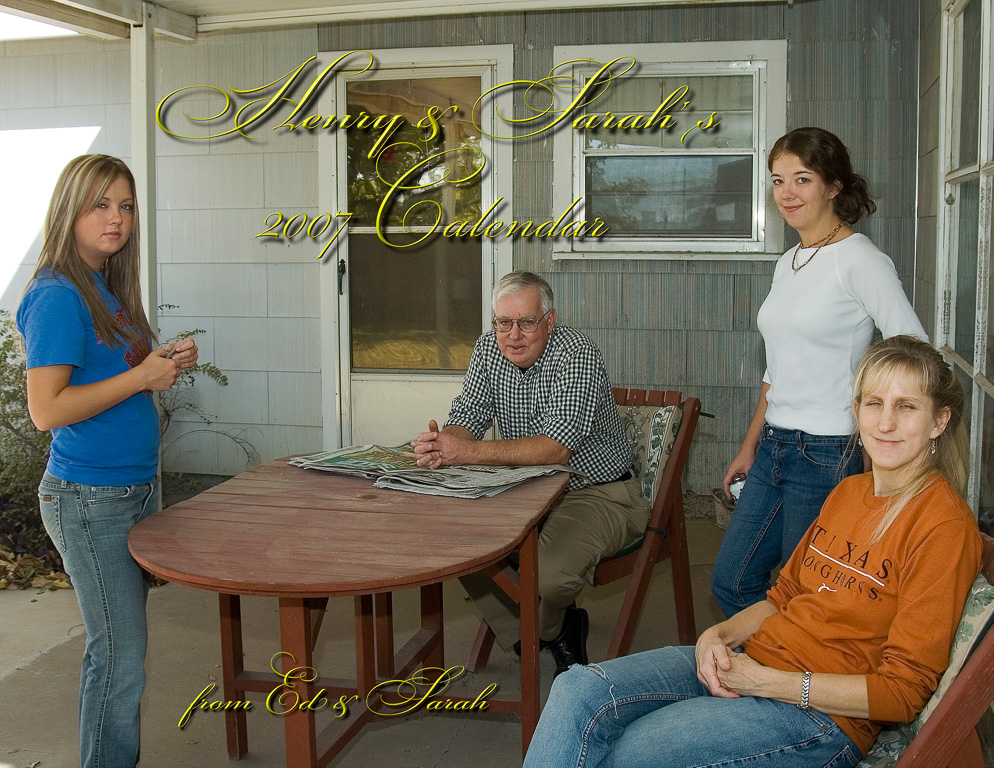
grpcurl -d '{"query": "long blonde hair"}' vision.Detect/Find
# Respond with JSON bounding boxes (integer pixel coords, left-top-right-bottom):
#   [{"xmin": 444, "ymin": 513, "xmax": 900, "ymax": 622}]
[
  {"xmin": 852, "ymin": 335, "xmax": 968, "ymax": 541},
  {"xmin": 30, "ymin": 154, "xmax": 154, "ymax": 347}
]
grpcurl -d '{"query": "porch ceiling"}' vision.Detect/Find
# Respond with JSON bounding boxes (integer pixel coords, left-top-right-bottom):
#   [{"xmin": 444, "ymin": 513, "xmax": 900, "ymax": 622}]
[{"xmin": 1, "ymin": 0, "xmax": 785, "ymax": 38}]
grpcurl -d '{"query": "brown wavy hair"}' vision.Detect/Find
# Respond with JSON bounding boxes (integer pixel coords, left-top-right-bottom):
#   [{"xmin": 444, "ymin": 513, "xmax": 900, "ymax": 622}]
[
  {"xmin": 30, "ymin": 155, "xmax": 154, "ymax": 347},
  {"xmin": 768, "ymin": 127, "xmax": 876, "ymax": 224}
]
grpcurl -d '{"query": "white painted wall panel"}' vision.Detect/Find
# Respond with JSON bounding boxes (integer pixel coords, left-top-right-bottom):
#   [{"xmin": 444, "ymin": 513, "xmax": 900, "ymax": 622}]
[
  {"xmin": 56, "ymin": 51, "xmax": 129, "ymax": 107},
  {"xmin": 263, "ymin": 152, "xmax": 320, "ymax": 210},
  {"xmin": 1, "ymin": 105, "xmax": 127, "ymax": 158},
  {"xmin": 155, "ymin": 95, "xmax": 217, "ymax": 155},
  {"xmin": 268, "ymin": 372, "xmax": 322, "ymax": 426},
  {"xmin": 151, "ymin": 26, "xmax": 321, "ymax": 476},
  {"xmin": 213, "ymin": 208, "xmax": 319, "ymax": 263},
  {"xmin": 156, "ymin": 209, "xmax": 213, "ymax": 264},
  {"xmin": 1, "ymin": 53, "xmax": 57, "ymax": 109},
  {"xmin": 4, "ymin": 104, "xmax": 104, "ymax": 130},
  {"xmin": 102, "ymin": 104, "xmax": 130, "ymax": 156},
  {"xmin": 161, "ymin": 422, "xmax": 219, "ymax": 474},
  {"xmin": 155, "ymin": 45, "xmax": 215, "ymax": 101},
  {"xmin": 3, "ymin": 37, "xmax": 116, "ymax": 57},
  {"xmin": 160, "ymin": 263, "xmax": 269, "ymax": 317},
  {"xmin": 157, "ymin": 154, "xmax": 265, "ymax": 209},
  {"xmin": 266, "ymin": 425, "xmax": 323, "ymax": 461},
  {"xmin": 214, "ymin": 423, "xmax": 269, "ymax": 475},
  {"xmin": 203, "ymin": 423, "xmax": 322, "ymax": 474},
  {"xmin": 213, "ymin": 317, "xmax": 321, "ymax": 372},
  {"xmin": 156, "ymin": 209, "xmax": 322, "ymax": 265},
  {"xmin": 204, "ymin": 118, "xmax": 319, "ymax": 155},
  {"xmin": 266, "ymin": 263, "xmax": 320, "ymax": 317},
  {"xmin": 210, "ymin": 370, "xmax": 270, "ymax": 424},
  {"xmin": 350, "ymin": 378, "xmax": 465, "ymax": 448},
  {"xmin": 162, "ymin": 369, "xmax": 269, "ymax": 427}
]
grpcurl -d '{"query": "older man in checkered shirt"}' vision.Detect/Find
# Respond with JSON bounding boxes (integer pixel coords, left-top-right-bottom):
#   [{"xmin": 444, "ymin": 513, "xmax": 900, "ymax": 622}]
[{"xmin": 412, "ymin": 271, "xmax": 649, "ymax": 676}]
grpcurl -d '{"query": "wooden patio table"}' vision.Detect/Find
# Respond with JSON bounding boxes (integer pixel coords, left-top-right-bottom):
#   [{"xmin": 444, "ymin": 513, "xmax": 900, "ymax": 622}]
[{"xmin": 128, "ymin": 458, "xmax": 568, "ymax": 768}]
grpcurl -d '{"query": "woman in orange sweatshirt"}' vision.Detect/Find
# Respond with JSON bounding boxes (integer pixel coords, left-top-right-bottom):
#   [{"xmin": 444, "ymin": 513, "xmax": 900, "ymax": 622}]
[{"xmin": 523, "ymin": 335, "xmax": 981, "ymax": 768}]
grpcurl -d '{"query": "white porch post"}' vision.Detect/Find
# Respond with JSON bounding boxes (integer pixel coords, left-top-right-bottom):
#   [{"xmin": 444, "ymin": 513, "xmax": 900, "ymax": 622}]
[
  {"xmin": 130, "ymin": 1, "xmax": 157, "ymax": 331},
  {"xmin": 130, "ymin": 3, "xmax": 160, "ymax": 494}
]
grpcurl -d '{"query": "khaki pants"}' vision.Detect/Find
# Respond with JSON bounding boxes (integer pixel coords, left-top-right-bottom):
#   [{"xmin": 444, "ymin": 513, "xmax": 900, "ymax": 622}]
[{"xmin": 460, "ymin": 476, "xmax": 650, "ymax": 647}]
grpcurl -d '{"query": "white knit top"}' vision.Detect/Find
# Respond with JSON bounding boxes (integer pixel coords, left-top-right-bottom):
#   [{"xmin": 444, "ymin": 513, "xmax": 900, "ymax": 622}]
[{"xmin": 756, "ymin": 233, "xmax": 926, "ymax": 436}]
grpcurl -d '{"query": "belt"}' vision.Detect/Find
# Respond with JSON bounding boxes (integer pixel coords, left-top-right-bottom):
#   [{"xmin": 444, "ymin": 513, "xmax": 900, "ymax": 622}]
[{"xmin": 593, "ymin": 469, "xmax": 633, "ymax": 486}]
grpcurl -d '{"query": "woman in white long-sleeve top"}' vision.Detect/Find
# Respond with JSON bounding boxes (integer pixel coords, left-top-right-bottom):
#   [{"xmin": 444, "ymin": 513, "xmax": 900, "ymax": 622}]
[{"xmin": 711, "ymin": 126, "xmax": 926, "ymax": 618}]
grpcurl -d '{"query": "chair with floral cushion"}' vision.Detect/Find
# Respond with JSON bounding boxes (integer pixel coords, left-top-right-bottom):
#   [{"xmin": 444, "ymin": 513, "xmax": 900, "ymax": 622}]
[
  {"xmin": 857, "ymin": 531, "xmax": 994, "ymax": 768},
  {"xmin": 467, "ymin": 389, "xmax": 701, "ymax": 669}
]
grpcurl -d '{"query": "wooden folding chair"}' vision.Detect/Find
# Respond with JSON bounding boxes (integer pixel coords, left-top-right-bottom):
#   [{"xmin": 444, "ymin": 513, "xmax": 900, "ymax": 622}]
[
  {"xmin": 594, "ymin": 388, "xmax": 700, "ymax": 658},
  {"xmin": 467, "ymin": 389, "xmax": 701, "ymax": 669},
  {"xmin": 892, "ymin": 532, "xmax": 994, "ymax": 768}
]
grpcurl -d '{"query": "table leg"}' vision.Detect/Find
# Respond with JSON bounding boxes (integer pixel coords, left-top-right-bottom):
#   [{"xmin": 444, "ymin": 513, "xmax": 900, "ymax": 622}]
[
  {"xmin": 278, "ymin": 598, "xmax": 318, "ymax": 768},
  {"xmin": 219, "ymin": 593, "xmax": 248, "ymax": 759},
  {"xmin": 374, "ymin": 593, "xmax": 394, "ymax": 678},
  {"xmin": 519, "ymin": 526, "xmax": 540, "ymax": 755},
  {"xmin": 355, "ymin": 595, "xmax": 376, "ymax": 695},
  {"xmin": 420, "ymin": 583, "xmax": 444, "ymax": 670}
]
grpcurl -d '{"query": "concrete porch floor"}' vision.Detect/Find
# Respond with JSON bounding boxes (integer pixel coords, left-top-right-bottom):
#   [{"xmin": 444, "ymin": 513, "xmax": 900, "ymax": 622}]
[{"xmin": 0, "ymin": 519, "xmax": 727, "ymax": 768}]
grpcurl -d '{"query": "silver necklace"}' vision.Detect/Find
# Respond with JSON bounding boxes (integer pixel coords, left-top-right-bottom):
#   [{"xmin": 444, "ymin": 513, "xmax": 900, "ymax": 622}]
[{"xmin": 791, "ymin": 220, "xmax": 845, "ymax": 273}]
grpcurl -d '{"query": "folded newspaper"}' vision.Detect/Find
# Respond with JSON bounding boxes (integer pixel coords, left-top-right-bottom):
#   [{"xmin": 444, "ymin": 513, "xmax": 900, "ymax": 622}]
[{"xmin": 288, "ymin": 444, "xmax": 575, "ymax": 499}]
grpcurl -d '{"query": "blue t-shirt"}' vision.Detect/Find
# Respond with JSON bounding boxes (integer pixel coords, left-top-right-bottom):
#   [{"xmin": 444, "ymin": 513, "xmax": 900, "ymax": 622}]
[{"xmin": 16, "ymin": 267, "xmax": 159, "ymax": 485}]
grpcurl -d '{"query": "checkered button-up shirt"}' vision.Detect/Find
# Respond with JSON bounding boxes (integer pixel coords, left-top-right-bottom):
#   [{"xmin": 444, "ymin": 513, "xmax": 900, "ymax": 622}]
[{"xmin": 445, "ymin": 324, "xmax": 632, "ymax": 491}]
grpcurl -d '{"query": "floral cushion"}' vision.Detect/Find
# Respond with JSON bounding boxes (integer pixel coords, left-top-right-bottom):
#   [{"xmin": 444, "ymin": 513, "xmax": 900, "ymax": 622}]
[
  {"xmin": 617, "ymin": 404, "xmax": 682, "ymax": 505},
  {"xmin": 856, "ymin": 572, "xmax": 994, "ymax": 767}
]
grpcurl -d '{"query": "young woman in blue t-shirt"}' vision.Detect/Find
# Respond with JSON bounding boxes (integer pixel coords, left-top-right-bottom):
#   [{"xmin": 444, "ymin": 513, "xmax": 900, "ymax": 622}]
[{"xmin": 16, "ymin": 155, "xmax": 198, "ymax": 768}]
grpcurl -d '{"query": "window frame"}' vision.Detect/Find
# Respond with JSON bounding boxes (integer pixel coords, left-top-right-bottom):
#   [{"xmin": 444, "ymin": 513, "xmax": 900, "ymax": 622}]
[
  {"xmin": 935, "ymin": 0, "xmax": 994, "ymax": 514},
  {"xmin": 551, "ymin": 40, "xmax": 787, "ymax": 261}
]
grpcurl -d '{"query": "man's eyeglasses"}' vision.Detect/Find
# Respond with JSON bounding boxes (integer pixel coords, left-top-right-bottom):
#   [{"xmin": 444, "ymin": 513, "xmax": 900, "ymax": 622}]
[{"xmin": 492, "ymin": 310, "xmax": 551, "ymax": 334}]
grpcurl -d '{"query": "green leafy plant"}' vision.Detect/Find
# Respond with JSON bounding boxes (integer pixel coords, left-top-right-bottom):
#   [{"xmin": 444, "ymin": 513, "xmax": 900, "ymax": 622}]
[
  {"xmin": 157, "ymin": 308, "xmax": 258, "ymax": 468},
  {"xmin": 157, "ymin": 326, "xmax": 229, "ymax": 436},
  {"xmin": 0, "ymin": 312, "xmax": 53, "ymax": 544}
]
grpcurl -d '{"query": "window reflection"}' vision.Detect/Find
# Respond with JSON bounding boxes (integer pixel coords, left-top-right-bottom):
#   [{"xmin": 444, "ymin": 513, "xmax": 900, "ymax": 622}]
[
  {"xmin": 585, "ymin": 155, "xmax": 753, "ymax": 237},
  {"xmin": 348, "ymin": 236, "xmax": 480, "ymax": 372},
  {"xmin": 345, "ymin": 77, "xmax": 484, "ymax": 372},
  {"xmin": 346, "ymin": 78, "xmax": 483, "ymax": 228},
  {"xmin": 584, "ymin": 74, "xmax": 753, "ymax": 150},
  {"xmin": 953, "ymin": 179, "xmax": 979, "ymax": 364},
  {"xmin": 954, "ymin": 0, "xmax": 981, "ymax": 168}
]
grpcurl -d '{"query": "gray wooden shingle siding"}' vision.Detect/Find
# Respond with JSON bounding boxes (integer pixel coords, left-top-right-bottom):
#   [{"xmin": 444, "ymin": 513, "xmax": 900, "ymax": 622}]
[{"xmin": 318, "ymin": 0, "xmax": 921, "ymax": 491}]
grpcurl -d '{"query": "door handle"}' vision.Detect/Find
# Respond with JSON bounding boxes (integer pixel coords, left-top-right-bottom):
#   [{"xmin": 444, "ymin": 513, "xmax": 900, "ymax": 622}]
[{"xmin": 338, "ymin": 259, "xmax": 346, "ymax": 295}]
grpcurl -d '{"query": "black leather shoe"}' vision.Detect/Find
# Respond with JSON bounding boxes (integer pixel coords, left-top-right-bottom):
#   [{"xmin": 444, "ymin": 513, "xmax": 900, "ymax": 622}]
[{"xmin": 547, "ymin": 607, "xmax": 589, "ymax": 677}]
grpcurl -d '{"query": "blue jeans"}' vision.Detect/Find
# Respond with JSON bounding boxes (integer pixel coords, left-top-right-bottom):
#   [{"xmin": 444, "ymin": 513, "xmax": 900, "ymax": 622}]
[
  {"xmin": 38, "ymin": 470, "xmax": 159, "ymax": 768},
  {"xmin": 711, "ymin": 425, "xmax": 862, "ymax": 618},
  {"xmin": 523, "ymin": 647, "xmax": 861, "ymax": 768}
]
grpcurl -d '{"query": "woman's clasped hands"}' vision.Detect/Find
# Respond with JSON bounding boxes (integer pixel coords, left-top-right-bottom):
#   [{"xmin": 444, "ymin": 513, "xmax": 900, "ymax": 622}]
[
  {"xmin": 695, "ymin": 627, "xmax": 776, "ymax": 700},
  {"xmin": 137, "ymin": 338, "xmax": 199, "ymax": 391}
]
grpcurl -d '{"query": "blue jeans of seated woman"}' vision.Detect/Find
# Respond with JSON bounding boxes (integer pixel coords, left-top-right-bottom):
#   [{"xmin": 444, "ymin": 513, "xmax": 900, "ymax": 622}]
[
  {"xmin": 711, "ymin": 425, "xmax": 862, "ymax": 617},
  {"xmin": 522, "ymin": 646, "xmax": 861, "ymax": 768},
  {"xmin": 38, "ymin": 470, "xmax": 159, "ymax": 768}
]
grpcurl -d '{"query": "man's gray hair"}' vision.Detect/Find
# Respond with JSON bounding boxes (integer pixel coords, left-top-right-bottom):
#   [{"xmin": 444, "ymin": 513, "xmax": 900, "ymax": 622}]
[{"xmin": 492, "ymin": 271, "xmax": 555, "ymax": 315}]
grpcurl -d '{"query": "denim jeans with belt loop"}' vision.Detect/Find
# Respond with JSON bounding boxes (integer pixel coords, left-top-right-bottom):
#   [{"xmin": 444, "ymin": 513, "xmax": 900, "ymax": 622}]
[
  {"xmin": 38, "ymin": 470, "xmax": 159, "ymax": 768},
  {"xmin": 711, "ymin": 424, "xmax": 863, "ymax": 618},
  {"xmin": 522, "ymin": 646, "xmax": 862, "ymax": 768}
]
